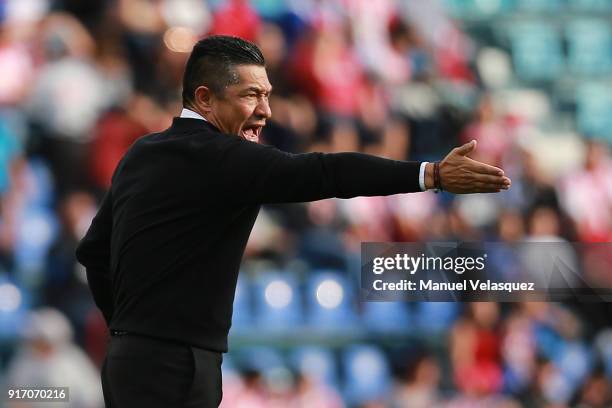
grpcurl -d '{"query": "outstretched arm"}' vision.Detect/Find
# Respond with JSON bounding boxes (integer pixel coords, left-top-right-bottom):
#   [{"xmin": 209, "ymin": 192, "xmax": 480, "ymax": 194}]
[
  {"xmin": 219, "ymin": 138, "xmax": 510, "ymax": 204},
  {"xmin": 75, "ymin": 190, "xmax": 114, "ymax": 324},
  {"xmin": 219, "ymin": 140, "xmax": 422, "ymax": 204}
]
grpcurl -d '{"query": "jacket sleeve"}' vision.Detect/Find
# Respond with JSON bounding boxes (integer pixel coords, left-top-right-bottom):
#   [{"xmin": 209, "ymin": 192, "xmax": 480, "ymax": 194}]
[
  {"xmin": 218, "ymin": 138, "xmax": 423, "ymax": 204},
  {"xmin": 75, "ymin": 190, "xmax": 114, "ymax": 324}
]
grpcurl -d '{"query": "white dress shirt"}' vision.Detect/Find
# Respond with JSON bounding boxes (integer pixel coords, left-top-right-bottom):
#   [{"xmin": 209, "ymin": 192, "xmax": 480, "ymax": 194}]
[
  {"xmin": 180, "ymin": 108, "xmax": 207, "ymax": 121},
  {"xmin": 419, "ymin": 162, "xmax": 428, "ymax": 191}
]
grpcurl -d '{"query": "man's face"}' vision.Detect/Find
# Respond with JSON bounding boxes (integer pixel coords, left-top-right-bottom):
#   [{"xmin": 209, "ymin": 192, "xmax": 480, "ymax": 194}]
[{"xmin": 208, "ymin": 65, "xmax": 272, "ymax": 143}]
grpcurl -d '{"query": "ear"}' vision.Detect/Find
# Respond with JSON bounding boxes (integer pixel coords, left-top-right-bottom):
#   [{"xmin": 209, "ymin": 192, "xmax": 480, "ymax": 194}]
[{"xmin": 193, "ymin": 85, "xmax": 214, "ymax": 114}]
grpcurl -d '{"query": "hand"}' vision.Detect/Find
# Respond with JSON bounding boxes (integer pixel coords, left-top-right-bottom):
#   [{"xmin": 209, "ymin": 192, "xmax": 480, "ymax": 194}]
[{"xmin": 425, "ymin": 140, "xmax": 511, "ymax": 193}]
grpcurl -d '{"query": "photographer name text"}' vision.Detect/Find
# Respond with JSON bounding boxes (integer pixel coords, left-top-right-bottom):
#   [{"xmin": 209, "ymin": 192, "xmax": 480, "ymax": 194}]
[{"xmin": 372, "ymin": 279, "xmax": 535, "ymax": 293}]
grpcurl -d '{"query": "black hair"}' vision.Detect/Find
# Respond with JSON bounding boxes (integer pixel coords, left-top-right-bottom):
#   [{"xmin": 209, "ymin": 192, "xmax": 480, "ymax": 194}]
[{"xmin": 182, "ymin": 35, "xmax": 265, "ymax": 107}]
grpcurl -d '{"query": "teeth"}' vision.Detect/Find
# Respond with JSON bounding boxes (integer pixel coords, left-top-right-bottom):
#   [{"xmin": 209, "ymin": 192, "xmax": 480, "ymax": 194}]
[{"xmin": 241, "ymin": 127, "xmax": 260, "ymax": 141}]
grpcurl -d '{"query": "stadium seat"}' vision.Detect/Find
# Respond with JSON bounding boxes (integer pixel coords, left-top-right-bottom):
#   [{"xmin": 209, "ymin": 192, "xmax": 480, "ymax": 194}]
[
  {"xmin": 568, "ymin": 0, "xmax": 612, "ymax": 11},
  {"xmin": 443, "ymin": 0, "xmax": 514, "ymax": 17},
  {"xmin": 253, "ymin": 271, "xmax": 302, "ymax": 329},
  {"xmin": 220, "ymin": 354, "xmax": 238, "ymax": 377},
  {"xmin": 554, "ymin": 342, "xmax": 593, "ymax": 386},
  {"xmin": 0, "ymin": 120, "xmax": 21, "ymax": 195},
  {"xmin": 509, "ymin": 22, "xmax": 563, "ymax": 81},
  {"xmin": 251, "ymin": 0, "xmax": 288, "ymax": 19},
  {"xmin": 515, "ymin": 0, "xmax": 563, "ymax": 11},
  {"xmin": 26, "ymin": 158, "xmax": 55, "ymax": 208},
  {"xmin": 233, "ymin": 346, "xmax": 285, "ymax": 373},
  {"xmin": 594, "ymin": 329, "xmax": 612, "ymax": 378},
  {"xmin": 298, "ymin": 229, "xmax": 348, "ymax": 271},
  {"xmin": 414, "ymin": 302, "xmax": 461, "ymax": 334},
  {"xmin": 14, "ymin": 207, "xmax": 59, "ymax": 278},
  {"xmin": 305, "ymin": 271, "xmax": 357, "ymax": 330},
  {"xmin": 442, "ymin": 0, "xmax": 473, "ymax": 18},
  {"xmin": 361, "ymin": 301, "xmax": 412, "ymax": 334},
  {"xmin": 0, "ymin": 276, "xmax": 29, "ymax": 340},
  {"xmin": 566, "ymin": 19, "xmax": 612, "ymax": 75},
  {"xmin": 534, "ymin": 323, "xmax": 564, "ymax": 360},
  {"xmin": 342, "ymin": 344, "xmax": 391, "ymax": 405},
  {"xmin": 576, "ymin": 82, "xmax": 612, "ymax": 141},
  {"xmin": 476, "ymin": 0, "xmax": 515, "ymax": 15},
  {"xmin": 290, "ymin": 346, "xmax": 339, "ymax": 387},
  {"xmin": 231, "ymin": 274, "xmax": 253, "ymax": 329}
]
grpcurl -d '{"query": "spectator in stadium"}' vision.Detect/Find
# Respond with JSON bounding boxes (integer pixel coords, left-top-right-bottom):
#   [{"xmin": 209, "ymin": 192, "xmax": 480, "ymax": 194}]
[{"xmin": 5, "ymin": 308, "xmax": 104, "ymax": 408}]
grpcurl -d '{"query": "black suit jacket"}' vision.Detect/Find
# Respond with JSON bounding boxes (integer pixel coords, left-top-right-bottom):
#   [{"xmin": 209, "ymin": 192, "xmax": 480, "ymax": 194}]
[{"xmin": 76, "ymin": 117, "xmax": 422, "ymax": 352}]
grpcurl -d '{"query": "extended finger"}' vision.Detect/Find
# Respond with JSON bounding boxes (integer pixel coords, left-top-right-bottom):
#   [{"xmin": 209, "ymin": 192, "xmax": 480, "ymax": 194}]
[
  {"xmin": 455, "ymin": 140, "xmax": 477, "ymax": 156},
  {"xmin": 468, "ymin": 159, "xmax": 505, "ymax": 176},
  {"xmin": 473, "ymin": 182, "xmax": 508, "ymax": 192},
  {"xmin": 473, "ymin": 174, "xmax": 511, "ymax": 186}
]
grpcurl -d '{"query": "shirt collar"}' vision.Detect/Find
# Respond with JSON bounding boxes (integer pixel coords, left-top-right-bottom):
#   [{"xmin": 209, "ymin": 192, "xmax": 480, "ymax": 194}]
[{"xmin": 180, "ymin": 108, "xmax": 208, "ymax": 122}]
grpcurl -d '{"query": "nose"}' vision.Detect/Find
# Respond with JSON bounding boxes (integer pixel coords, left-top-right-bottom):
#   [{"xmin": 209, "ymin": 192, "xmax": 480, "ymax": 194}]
[{"xmin": 255, "ymin": 96, "xmax": 272, "ymax": 120}]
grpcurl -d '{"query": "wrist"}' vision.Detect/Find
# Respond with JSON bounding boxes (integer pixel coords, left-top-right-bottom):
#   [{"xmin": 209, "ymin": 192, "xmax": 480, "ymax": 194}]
[{"xmin": 424, "ymin": 162, "xmax": 435, "ymax": 190}]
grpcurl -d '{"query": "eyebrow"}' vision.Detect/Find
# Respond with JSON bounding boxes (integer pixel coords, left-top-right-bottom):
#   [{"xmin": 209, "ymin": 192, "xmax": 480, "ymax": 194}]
[{"xmin": 244, "ymin": 86, "xmax": 273, "ymax": 94}]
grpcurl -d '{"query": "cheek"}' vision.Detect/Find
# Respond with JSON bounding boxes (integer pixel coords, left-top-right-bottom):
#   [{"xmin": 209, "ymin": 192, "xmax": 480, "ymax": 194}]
[
  {"xmin": 242, "ymin": 102, "xmax": 257, "ymax": 117},
  {"xmin": 237, "ymin": 105, "xmax": 256, "ymax": 125},
  {"xmin": 223, "ymin": 106, "xmax": 244, "ymax": 128}
]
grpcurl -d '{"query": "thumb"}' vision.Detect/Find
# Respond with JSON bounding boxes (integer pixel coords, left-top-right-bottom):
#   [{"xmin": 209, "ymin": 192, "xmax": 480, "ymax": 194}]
[{"xmin": 456, "ymin": 140, "xmax": 477, "ymax": 156}]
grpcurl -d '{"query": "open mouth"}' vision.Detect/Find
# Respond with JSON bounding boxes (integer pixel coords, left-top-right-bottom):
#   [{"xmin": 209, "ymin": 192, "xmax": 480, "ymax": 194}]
[{"xmin": 240, "ymin": 125, "xmax": 263, "ymax": 142}]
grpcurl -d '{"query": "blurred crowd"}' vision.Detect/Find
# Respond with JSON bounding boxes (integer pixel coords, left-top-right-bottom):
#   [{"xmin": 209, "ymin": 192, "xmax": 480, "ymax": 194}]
[{"xmin": 0, "ymin": 0, "xmax": 611, "ymax": 407}]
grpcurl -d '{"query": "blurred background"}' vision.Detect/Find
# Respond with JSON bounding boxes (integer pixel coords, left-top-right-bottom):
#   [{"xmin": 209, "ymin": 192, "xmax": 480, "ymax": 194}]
[{"xmin": 0, "ymin": 0, "xmax": 611, "ymax": 406}]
